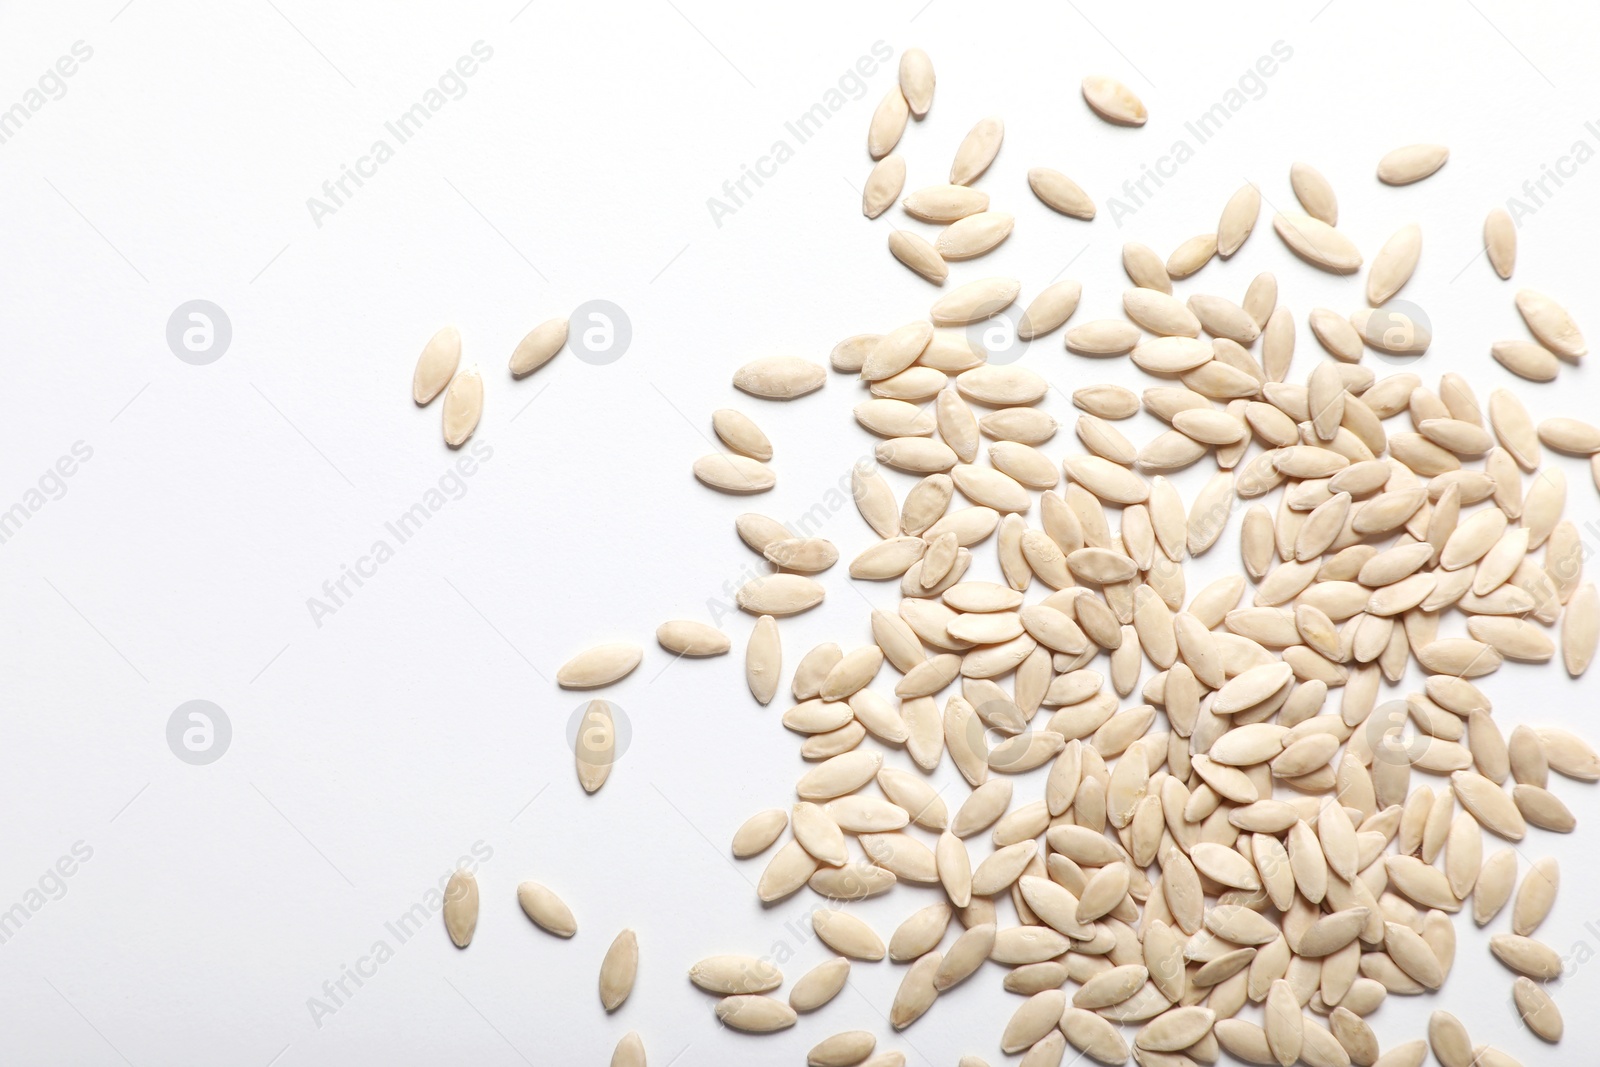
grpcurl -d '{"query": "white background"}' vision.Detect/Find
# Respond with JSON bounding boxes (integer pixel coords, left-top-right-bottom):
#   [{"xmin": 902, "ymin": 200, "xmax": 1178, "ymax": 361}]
[{"xmin": 2, "ymin": 0, "xmax": 1599, "ymax": 1063}]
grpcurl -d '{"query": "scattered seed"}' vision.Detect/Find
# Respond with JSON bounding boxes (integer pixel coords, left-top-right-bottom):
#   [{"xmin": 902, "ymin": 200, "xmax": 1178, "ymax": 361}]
[
  {"xmin": 791, "ymin": 956, "xmax": 851, "ymax": 1012},
  {"xmin": 863, "ymin": 155, "xmax": 906, "ymax": 218},
  {"xmin": 1512, "ymin": 976, "xmax": 1562, "ymax": 1042},
  {"xmin": 1218, "ymin": 183, "xmax": 1260, "ymax": 257},
  {"xmin": 599, "ymin": 929, "xmax": 638, "ymax": 1011},
  {"xmin": 868, "ymin": 87, "xmax": 909, "ymax": 159},
  {"xmin": 1017, "ymin": 280, "xmax": 1082, "ymax": 340},
  {"xmin": 716, "ymin": 994, "xmax": 797, "ymax": 1032},
  {"xmin": 558, "ymin": 644, "xmax": 643, "ymax": 689},
  {"xmin": 937, "ymin": 211, "xmax": 1014, "ymax": 260},
  {"xmin": 1081, "ymin": 75, "xmax": 1146, "ymax": 125},
  {"xmin": 509, "ymin": 317, "xmax": 567, "ymax": 378},
  {"xmin": 441, "ymin": 367, "xmax": 483, "ymax": 447},
  {"xmin": 733, "ymin": 356, "xmax": 826, "ymax": 399},
  {"xmin": 931, "ymin": 277, "xmax": 1021, "ymax": 326},
  {"xmin": 1028, "ymin": 167, "xmax": 1095, "ymax": 219},
  {"xmin": 1368, "ymin": 223, "xmax": 1422, "ymax": 305},
  {"xmin": 950, "ymin": 116, "xmax": 1003, "ymax": 185},
  {"xmin": 1167, "ymin": 232, "xmax": 1218, "ymax": 278},
  {"xmin": 611, "ymin": 1031, "xmax": 644, "ymax": 1067},
  {"xmin": 1274, "ymin": 213, "xmax": 1362, "ymax": 273},
  {"xmin": 888, "ymin": 230, "xmax": 948, "ymax": 284},
  {"xmin": 443, "ymin": 868, "xmax": 478, "ymax": 948},
  {"xmin": 1517, "ymin": 289, "xmax": 1587, "ymax": 360},
  {"xmin": 413, "ymin": 326, "xmax": 461, "ymax": 405},
  {"xmin": 1484, "ymin": 208, "xmax": 1516, "ymax": 279},
  {"xmin": 899, "ymin": 48, "xmax": 935, "ymax": 116},
  {"xmin": 1378, "ymin": 143, "xmax": 1449, "ymax": 185},
  {"xmin": 1290, "ymin": 161, "xmax": 1338, "ymax": 224},
  {"xmin": 902, "ymin": 183, "xmax": 990, "ymax": 222}
]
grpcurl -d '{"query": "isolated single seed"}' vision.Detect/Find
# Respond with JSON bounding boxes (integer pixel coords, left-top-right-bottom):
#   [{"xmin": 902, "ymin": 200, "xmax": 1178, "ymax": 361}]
[
  {"xmin": 655, "ymin": 620, "xmax": 729, "ymax": 657},
  {"xmin": 745, "ymin": 615, "xmax": 781, "ymax": 705},
  {"xmin": 1081, "ymin": 74, "xmax": 1146, "ymax": 125},
  {"xmin": 733, "ymin": 356, "xmax": 826, "ymax": 399},
  {"xmin": 443, "ymin": 869, "xmax": 478, "ymax": 948},
  {"xmin": 599, "ymin": 929, "xmax": 638, "ymax": 1011},
  {"xmin": 1378, "ymin": 143, "xmax": 1449, "ymax": 184},
  {"xmin": 575, "ymin": 699, "xmax": 615, "ymax": 794},
  {"xmin": 557, "ymin": 644, "xmax": 643, "ymax": 689},
  {"xmin": 1028, "ymin": 167, "xmax": 1095, "ymax": 219},
  {"xmin": 509, "ymin": 317, "xmax": 567, "ymax": 378},
  {"xmin": 1484, "ymin": 208, "xmax": 1516, "ymax": 279},
  {"xmin": 516, "ymin": 881, "xmax": 576, "ymax": 937}
]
